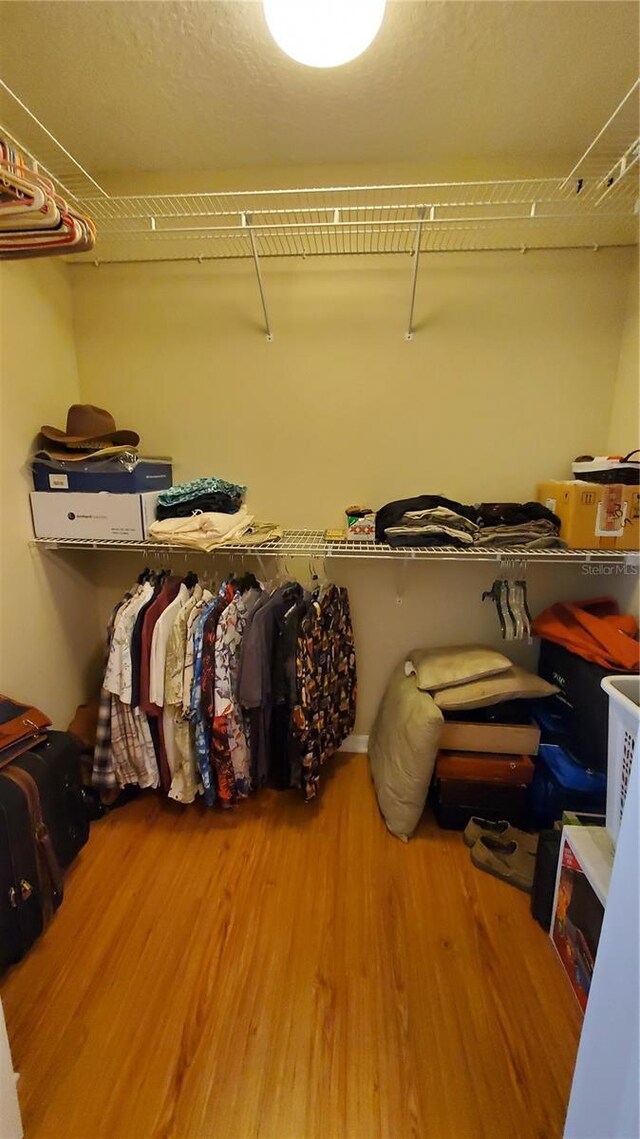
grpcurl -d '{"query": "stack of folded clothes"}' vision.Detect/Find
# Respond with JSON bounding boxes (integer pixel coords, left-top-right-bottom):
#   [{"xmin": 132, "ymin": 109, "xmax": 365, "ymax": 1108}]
[
  {"xmin": 375, "ymin": 496, "xmax": 565, "ymax": 550},
  {"xmin": 375, "ymin": 495, "xmax": 479, "ymax": 547},
  {"xmin": 149, "ymin": 511, "xmax": 283, "ymax": 552},
  {"xmin": 151, "ymin": 475, "xmax": 282, "ymax": 550},
  {"xmin": 155, "ymin": 476, "xmax": 246, "ymax": 520},
  {"xmin": 475, "ymin": 502, "xmax": 564, "ymax": 550}
]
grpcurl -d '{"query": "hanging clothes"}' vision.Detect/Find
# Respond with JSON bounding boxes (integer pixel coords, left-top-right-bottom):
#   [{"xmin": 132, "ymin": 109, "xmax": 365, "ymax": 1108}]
[
  {"xmin": 92, "ymin": 586, "xmax": 138, "ymax": 790},
  {"xmin": 97, "ymin": 579, "xmax": 159, "ymax": 790},
  {"xmin": 211, "ymin": 586, "xmax": 263, "ymax": 802},
  {"xmin": 291, "ymin": 585, "xmax": 357, "ymax": 801},
  {"xmin": 190, "ymin": 592, "xmax": 225, "ymax": 805},
  {"xmin": 237, "ymin": 583, "xmax": 304, "ymax": 789},
  {"xmin": 168, "ymin": 586, "xmax": 215, "ymax": 805},
  {"xmin": 163, "ymin": 584, "xmax": 202, "ymax": 804},
  {"xmin": 91, "ymin": 567, "xmax": 357, "ymax": 807},
  {"xmin": 194, "ymin": 581, "xmax": 236, "ymax": 804}
]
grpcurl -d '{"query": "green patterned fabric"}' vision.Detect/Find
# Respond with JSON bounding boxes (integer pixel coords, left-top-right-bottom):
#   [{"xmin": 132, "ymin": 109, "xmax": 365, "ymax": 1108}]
[{"xmin": 158, "ymin": 476, "xmax": 247, "ymax": 506}]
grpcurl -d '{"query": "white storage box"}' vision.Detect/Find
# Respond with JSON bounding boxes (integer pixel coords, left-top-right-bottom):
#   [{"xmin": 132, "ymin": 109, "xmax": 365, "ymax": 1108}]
[
  {"xmin": 601, "ymin": 675, "xmax": 640, "ymax": 844},
  {"xmin": 30, "ymin": 491, "xmax": 159, "ymax": 541},
  {"xmin": 550, "ymin": 825, "xmax": 614, "ymax": 1012}
]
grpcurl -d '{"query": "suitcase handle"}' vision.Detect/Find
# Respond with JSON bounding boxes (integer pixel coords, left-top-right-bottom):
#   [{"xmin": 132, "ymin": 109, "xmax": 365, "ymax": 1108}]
[{"xmin": 2, "ymin": 767, "xmax": 64, "ymax": 921}]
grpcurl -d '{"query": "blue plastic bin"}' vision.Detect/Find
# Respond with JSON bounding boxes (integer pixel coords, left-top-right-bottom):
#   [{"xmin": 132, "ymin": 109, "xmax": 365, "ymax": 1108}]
[
  {"xmin": 528, "ymin": 744, "xmax": 606, "ymax": 829},
  {"xmin": 32, "ymin": 456, "xmax": 172, "ymax": 494}
]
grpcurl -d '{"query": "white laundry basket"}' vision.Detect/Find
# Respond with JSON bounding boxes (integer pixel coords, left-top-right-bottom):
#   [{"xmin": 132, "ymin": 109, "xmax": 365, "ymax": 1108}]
[{"xmin": 601, "ymin": 675, "xmax": 640, "ymax": 843}]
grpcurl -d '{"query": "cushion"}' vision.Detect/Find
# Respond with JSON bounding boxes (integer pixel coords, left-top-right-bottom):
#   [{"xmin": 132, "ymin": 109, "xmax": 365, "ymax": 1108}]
[
  {"xmin": 433, "ymin": 665, "xmax": 559, "ymax": 711},
  {"xmin": 405, "ymin": 645, "xmax": 512, "ymax": 693},
  {"xmin": 369, "ymin": 663, "xmax": 444, "ymax": 841}
]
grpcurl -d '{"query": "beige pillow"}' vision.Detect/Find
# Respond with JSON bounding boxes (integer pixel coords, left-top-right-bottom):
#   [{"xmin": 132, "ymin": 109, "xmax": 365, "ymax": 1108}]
[
  {"xmin": 433, "ymin": 665, "xmax": 559, "ymax": 711},
  {"xmin": 406, "ymin": 645, "xmax": 512, "ymax": 693},
  {"xmin": 369, "ymin": 663, "xmax": 443, "ymax": 841}
]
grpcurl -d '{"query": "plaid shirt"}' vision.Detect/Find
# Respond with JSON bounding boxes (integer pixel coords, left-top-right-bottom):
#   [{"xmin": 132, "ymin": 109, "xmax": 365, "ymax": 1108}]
[
  {"xmin": 92, "ymin": 589, "xmax": 136, "ymax": 789},
  {"xmin": 110, "ymin": 699, "xmax": 159, "ymax": 789}
]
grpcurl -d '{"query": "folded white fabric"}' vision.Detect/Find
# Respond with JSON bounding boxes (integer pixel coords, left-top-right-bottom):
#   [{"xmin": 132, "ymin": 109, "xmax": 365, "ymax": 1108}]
[
  {"xmin": 149, "ymin": 506, "xmax": 254, "ymax": 551},
  {"xmin": 223, "ymin": 521, "xmax": 283, "ymax": 546}
]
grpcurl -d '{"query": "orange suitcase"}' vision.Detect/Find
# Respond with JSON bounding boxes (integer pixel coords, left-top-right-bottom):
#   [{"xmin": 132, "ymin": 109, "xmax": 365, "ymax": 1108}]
[{"xmin": 435, "ymin": 750, "xmax": 535, "ymax": 786}]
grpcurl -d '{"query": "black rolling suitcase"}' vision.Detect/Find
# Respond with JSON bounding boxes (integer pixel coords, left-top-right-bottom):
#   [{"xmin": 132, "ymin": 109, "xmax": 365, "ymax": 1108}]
[
  {"xmin": 14, "ymin": 732, "xmax": 89, "ymax": 868},
  {"xmin": 0, "ymin": 764, "xmax": 64, "ymax": 969},
  {"xmin": 0, "ymin": 731, "xmax": 89, "ymax": 970},
  {"xmin": 0, "ymin": 773, "xmax": 47, "ymax": 968}
]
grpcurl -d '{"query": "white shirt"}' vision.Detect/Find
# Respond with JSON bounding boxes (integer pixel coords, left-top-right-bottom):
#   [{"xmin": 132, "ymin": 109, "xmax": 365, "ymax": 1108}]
[
  {"xmin": 148, "ymin": 583, "xmax": 190, "ymax": 707},
  {"xmin": 104, "ymin": 583, "xmax": 154, "ymax": 698}
]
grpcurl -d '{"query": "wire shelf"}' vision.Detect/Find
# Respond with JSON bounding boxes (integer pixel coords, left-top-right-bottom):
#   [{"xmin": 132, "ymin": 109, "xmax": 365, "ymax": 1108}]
[
  {"xmin": 561, "ymin": 80, "xmax": 640, "ymax": 207},
  {"xmin": 31, "ymin": 533, "xmax": 639, "ymax": 565},
  {"xmin": 1, "ymin": 78, "xmax": 638, "ymax": 261}
]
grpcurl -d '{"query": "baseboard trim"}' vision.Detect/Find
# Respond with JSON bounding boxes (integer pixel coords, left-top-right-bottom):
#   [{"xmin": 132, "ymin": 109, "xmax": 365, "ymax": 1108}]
[{"xmin": 339, "ymin": 734, "xmax": 370, "ymax": 754}]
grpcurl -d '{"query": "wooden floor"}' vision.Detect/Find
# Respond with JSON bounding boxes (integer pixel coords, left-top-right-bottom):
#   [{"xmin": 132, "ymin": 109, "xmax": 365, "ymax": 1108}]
[{"xmin": 1, "ymin": 754, "xmax": 582, "ymax": 1139}]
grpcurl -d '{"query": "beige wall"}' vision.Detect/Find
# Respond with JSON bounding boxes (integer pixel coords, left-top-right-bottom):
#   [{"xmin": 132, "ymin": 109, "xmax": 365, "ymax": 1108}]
[
  {"xmin": 0, "ymin": 260, "xmax": 101, "ymax": 727},
  {"xmin": 70, "ymin": 249, "xmax": 634, "ymax": 522},
  {"xmin": 608, "ymin": 256, "xmax": 639, "ymax": 453},
  {"xmin": 69, "ymin": 246, "xmax": 636, "ymax": 732}
]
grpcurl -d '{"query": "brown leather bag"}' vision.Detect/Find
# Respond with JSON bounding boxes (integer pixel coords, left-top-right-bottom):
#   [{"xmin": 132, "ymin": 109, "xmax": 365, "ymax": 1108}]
[{"xmin": 0, "ymin": 695, "xmax": 51, "ymax": 770}]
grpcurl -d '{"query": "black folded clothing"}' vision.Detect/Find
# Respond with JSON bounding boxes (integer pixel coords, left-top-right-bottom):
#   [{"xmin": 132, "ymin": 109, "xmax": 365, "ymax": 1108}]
[
  {"xmin": 476, "ymin": 501, "xmax": 561, "ymax": 529},
  {"xmin": 443, "ymin": 700, "xmax": 533, "ymax": 725},
  {"xmin": 375, "ymin": 495, "xmax": 477, "ymax": 545},
  {"xmin": 155, "ymin": 491, "xmax": 242, "ymax": 520},
  {"xmin": 384, "ymin": 531, "xmax": 470, "ymax": 549}
]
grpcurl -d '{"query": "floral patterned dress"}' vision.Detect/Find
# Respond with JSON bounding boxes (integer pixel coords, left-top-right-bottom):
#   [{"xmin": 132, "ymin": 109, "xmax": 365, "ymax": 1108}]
[
  {"xmin": 291, "ymin": 585, "xmax": 357, "ymax": 801},
  {"xmin": 211, "ymin": 589, "xmax": 262, "ymax": 803}
]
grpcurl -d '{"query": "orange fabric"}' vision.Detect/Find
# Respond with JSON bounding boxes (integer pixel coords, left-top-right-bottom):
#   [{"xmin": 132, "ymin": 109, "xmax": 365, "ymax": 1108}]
[{"xmin": 532, "ymin": 597, "xmax": 640, "ymax": 671}]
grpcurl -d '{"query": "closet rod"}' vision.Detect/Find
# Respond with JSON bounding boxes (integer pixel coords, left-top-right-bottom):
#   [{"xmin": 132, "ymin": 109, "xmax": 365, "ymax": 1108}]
[{"xmin": 85, "ymin": 243, "xmax": 621, "ymax": 268}]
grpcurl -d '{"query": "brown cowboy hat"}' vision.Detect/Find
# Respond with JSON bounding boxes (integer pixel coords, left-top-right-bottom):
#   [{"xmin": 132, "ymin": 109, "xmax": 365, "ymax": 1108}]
[{"xmin": 39, "ymin": 404, "xmax": 139, "ymax": 449}]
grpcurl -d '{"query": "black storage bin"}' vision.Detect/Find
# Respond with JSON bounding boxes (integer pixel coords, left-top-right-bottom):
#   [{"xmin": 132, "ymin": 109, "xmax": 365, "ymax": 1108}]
[
  {"xmin": 433, "ymin": 781, "xmax": 528, "ymax": 830},
  {"xmin": 537, "ymin": 640, "xmax": 619, "ymax": 772},
  {"xmin": 530, "ymin": 829, "xmax": 562, "ymax": 930}
]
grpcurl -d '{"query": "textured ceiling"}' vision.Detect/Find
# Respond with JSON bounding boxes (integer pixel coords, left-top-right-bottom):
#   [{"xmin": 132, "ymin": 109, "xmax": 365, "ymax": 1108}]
[{"xmin": 0, "ymin": 1, "xmax": 638, "ymax": 176}]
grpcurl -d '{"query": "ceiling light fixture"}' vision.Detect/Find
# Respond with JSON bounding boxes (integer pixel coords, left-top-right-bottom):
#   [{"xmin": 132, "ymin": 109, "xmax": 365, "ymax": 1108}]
[{"xmin": 263, "ymin": 0, "xmax": 386, "ymax": 68}]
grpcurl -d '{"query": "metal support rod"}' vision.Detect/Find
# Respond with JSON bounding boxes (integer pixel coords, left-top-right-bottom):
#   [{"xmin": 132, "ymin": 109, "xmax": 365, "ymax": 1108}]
[
  {"xmin": 405, "ymin": 208, "xmax": 426, "ymax": 341},
  {"xmin": 245, "ymin": 215, "xmax": 273, "ymax": 341}
]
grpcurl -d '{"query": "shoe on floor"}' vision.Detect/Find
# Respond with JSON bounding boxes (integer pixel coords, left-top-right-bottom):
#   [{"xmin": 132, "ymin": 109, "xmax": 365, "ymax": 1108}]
[
  {"xmin": 464, "ymin": 816, "xmax": 538, "ymax": 854},
  {"xmin": 470, "ymin": 835, "xmax": 537, "ymax": 893}
]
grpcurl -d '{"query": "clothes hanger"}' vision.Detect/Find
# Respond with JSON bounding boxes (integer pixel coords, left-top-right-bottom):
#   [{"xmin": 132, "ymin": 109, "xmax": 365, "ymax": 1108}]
[
  {"xmin": 482, "ymin": 576, "xmax": 532, "ymax": 642},
  {"xmin": 510, "ymin": 579, "xmax": 533, "ymax": 643},
  {"xmin": 0, "ymin": 166, "xmax": 46, "ymax": 215},
  {"xmin": 307, "ymin": 558, "xmax": 320, "ymax": 597},
  {"xmin": 482, "ymin": 579, "xmax": 512, "ymax": 639}
]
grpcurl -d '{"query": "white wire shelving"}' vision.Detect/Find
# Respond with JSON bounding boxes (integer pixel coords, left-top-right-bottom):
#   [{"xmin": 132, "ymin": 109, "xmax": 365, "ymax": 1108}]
[
  {"xmin": 31, "ymin": 532, "xmax": 639, "ymax": 566},
  {"xmin": 1, "ymin": 76, "xmax": 638, "ymax": 265},
  {"xmin": 1, "ymin": 76, "xmax": 638, "ymax": 335}
]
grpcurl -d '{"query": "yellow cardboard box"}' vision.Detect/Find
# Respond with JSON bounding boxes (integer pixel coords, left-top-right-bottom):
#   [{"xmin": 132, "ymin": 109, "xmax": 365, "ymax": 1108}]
[{"xmin": 537, "ymin": 481, "xmax": 640, "ymax": 551}]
